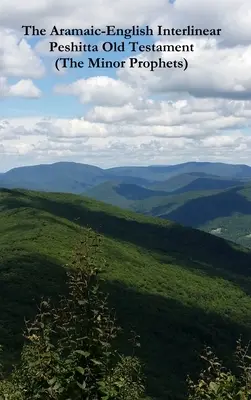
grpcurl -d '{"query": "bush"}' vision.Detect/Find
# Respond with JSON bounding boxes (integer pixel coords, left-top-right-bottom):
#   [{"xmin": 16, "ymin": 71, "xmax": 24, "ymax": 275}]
[
  {"xmin": 187, "ymin": 339, "xmax": 251, "ymax": 399},
  {"xmin": 0, "ymin": 229, "xmax": 147, "ymax": 399}
]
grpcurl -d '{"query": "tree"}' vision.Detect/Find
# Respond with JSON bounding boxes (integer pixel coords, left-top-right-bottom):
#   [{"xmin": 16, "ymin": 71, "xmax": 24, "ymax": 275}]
[{"xmin": 0, "ymin": 229, "xmax": 147, "ymax": 399}]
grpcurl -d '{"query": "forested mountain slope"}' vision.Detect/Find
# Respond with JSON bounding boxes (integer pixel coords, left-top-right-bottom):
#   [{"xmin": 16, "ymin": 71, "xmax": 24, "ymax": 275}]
[{"xmin": 1, "ymin": 188, "xmax": 251, "ymax": 399}]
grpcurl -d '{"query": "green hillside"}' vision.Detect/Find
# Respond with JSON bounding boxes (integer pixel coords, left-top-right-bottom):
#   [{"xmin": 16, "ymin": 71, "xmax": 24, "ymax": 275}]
[
  {"xmin": 84, "ymin": 177, "xmax": 226, "ymax": 214},
  {"xmin": 84, "ymin": 174, "xmax": 246, "ymax": 217},
  {"xmin": 148, "ymin": 172, "xmax": 242, "ymax": 193},
  {"xmin": 152, "ymin": 184, "xmax": 251, "ymax": 248},
  {"xmin": 85, "ymin": 181, "xmax": 168, "ymax": 209},
  {"xmin": 85, "ymin": 181, "xmax": 135, "ymax": 208},
  {"xmin": 1, "ymin": 188, "xmax": 251, "ymax": 399},
  {"xmin": 86, "ymin": 180, "xmax": 251, "ymax": 249}
]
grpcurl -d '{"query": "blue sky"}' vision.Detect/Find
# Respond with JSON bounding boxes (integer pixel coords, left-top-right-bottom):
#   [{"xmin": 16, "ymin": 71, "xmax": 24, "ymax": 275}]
[
  {"xmin": 1, "ymin": 33, "xmax": 158, "ymax": 118},
  {"xmin": 0, "ymin": 0, "xmax": 251, "ymax": 171}
]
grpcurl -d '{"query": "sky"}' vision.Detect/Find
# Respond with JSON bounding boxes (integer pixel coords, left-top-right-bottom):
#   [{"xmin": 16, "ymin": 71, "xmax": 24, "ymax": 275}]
[{"xmin": 0, "ymin": 0, "xmax": 251, "ymax": 172}]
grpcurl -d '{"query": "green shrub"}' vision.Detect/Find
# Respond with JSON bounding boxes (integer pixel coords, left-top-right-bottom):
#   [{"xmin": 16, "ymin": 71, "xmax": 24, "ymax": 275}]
[
  {"xmin": 187, "ymin": 339, "xmax": 251, "ymax": 399},
  {"xmin": 0, "ymin": 230, "xmax": 147, "ymax": 399}
]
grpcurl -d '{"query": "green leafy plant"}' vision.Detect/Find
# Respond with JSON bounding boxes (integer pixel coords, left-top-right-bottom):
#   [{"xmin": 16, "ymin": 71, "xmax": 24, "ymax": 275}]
[
  {"xmin": 187, "ymin": 338, "xmax": 251, "ymax": 399},
  {"xmin": 0, "ymin": 229, "xmax": 147, "ymax": 399}
]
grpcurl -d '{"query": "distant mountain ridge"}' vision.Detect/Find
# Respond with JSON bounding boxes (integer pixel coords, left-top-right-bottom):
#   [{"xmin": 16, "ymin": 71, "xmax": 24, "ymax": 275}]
[
  {"xmin": 1, "ymin": 161, "xmax": 251, "ymax": 194},
  {"xmin": 0, "ymin": 162, "xmax": 106, "ymax": 193},
  {"xmin": 2, "ymin": 161, "xmax": 251, "ymax": 249}
]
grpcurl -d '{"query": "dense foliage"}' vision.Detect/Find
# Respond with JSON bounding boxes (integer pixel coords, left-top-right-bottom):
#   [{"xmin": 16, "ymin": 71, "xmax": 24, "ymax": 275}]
[{"xmin": 0, "ymin": 230, "xmax": 146, "ymax": 399}]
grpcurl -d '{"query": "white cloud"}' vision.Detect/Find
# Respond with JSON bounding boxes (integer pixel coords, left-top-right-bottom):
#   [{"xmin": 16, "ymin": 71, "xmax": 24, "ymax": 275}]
[
  {"xmin": 1, "ymin": 0, "xmax": 251, "ymax": 169},
  {"xmin": 8, "ymin": 80, "xmax": 41, "ymax": 98},
  {"xmin": 1, "ymin": 95, "xmax": 251, "ymax": 170},
  {"xmin": 54, "ymin": 76, "xmax": 140, "ymax": 106},
  {"xmin": 85, "ymin": 97, "xmax": 251, "ymax": 133},
  {"xmin": 0, "ymin": 0, "xmax": 166, "ymax": 30},
  {"xmin": 151, "ymin": 0, "xmax": 251, "ymax": 46},
  {"xmin": 0, "ymin": 29, "xmax": 45, "ymax": 78},
  {"xmin": 118, "ymin": 38, "xmax": 251, "ymax": 100},
  {"xmin": 2, "ymin": 126, "xmax": 251, "ymax": 172},
  {"xmin": 0, "ymin": 0, "xmax": 250, "ymax": 48},
  {"xmin": 0, "ymin": 77, "xmax": 41, "ymax": 98}
]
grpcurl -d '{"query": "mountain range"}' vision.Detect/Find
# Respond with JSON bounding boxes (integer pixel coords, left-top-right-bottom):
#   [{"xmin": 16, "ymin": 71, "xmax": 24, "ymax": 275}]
[
  {"xmin": 2, "ymin": 161, "xmax": 251, "ymax": 248},
  {"xmin": 2, "ymin": 161, "xmax": 251, "ymax": 194}
]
